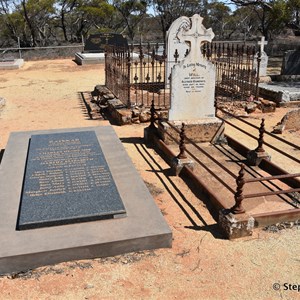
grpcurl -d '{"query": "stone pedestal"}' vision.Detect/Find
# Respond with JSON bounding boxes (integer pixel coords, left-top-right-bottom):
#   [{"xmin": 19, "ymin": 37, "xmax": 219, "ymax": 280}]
[
  {"xmin": 219, "ymin": 209, "xmax": 255, "ymax": 239},
  {"xmin": 171, "ymin": 157, "xmax": 195, "ymax": 176},
  {"xmin": 158, "ymin": 118, "xmax": 224, "ymax": 145},
  {"xmin": 144, "ymin": 126, "xmax": 157, "ymax": 144},
  {"xmin": 247, "ymin": 150, "xmax": 271, "ymax": 166}
]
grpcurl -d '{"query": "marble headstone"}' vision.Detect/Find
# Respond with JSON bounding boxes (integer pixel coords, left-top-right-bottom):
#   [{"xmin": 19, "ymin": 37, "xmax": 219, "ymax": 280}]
[
  {"xmin": 165, "ymin": 17, "xmax": 190, "ymax": 87},
  {"xmin": 169, "ymin": 14, "xmax": 216, "ymax": 121}
]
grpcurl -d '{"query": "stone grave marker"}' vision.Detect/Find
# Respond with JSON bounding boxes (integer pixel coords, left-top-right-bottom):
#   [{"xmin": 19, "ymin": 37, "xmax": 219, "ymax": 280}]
[
  {"xmin": 18, "ymin": 131, "xmax": 126, "ymax": 230},
  {"xmin": 254, "ymin": 36, "xmax": 268, "ymax": 76},
  {"xmin": 282, "ymin": 49, "xmax": 300, "ymax": 75},
  {"xmin": 165, "ymin": 17, "xmax": 190, "ymax": 87},
  {"xmin": 75, "ymin": 33, "xmax": 128, "ymax": 65},
  {"xmin": 169, "ymin": 14, "xmax": 216, "ymax": 120},
  {"xmin": 158, "ymin": 14, "xmax": 223, "ymax": 144},
  {"xmin": 84, "ymin": 33, "xmax": 128, "ymax": 53}
]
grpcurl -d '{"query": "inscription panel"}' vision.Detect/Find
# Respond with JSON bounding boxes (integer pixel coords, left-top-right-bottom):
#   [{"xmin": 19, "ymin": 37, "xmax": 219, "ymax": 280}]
[{"xmin": 18, "ymin": 131, "xmax": 126, "ymax": 230}]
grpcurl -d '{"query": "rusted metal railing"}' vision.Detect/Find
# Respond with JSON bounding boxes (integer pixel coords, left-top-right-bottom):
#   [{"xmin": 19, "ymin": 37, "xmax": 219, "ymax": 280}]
[
  {"xmin": 217, "ymin": 106, "xmax": 300, "ymax": 165},
  {"xmin": 231, "ymin": 164, "xmax": 300, "ymax": 214},
  {"xmin": 105, "ymin": 43, "xmax": 169, "ymax": 108},
  {"xmin": 105, "ymin": 41, "xmax": 260, "ymax": 108},
  {"xmin": 177, "ymin": 123, "xmax": 187, "ymax": 159},
  {"xmin": 203, "ymin": 43, "xmax": 258, "ymax": 101},
  {"xmin": 149, "ymin": 102, "xmax": 300, "ymax": 215}
]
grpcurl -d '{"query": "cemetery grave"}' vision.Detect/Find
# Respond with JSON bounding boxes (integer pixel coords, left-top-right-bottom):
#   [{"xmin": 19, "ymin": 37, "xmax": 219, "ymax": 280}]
[
  {"xmin": 0, "ymin": 126, "xmax": 171, "ymax": 275},
  {"xmin": 0, "ymin": 48, "xmax": 299, "ymax": 298},
  {"xmin": 0, "ymin": 58, "xmax": 24, "ymax": 70},
  {"xmin": 75, "ymin": 33, "xmax": 128, "ymax": 65},
  {"xmin": 95, "ymin": 14, "xmax": 299, "ymax": 239}
]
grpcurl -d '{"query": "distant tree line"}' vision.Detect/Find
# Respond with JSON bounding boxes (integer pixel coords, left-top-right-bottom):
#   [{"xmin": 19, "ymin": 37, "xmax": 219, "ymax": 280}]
[{"xmin": 0, "ymin": 0, "xmax": 299, "ymax": 47}]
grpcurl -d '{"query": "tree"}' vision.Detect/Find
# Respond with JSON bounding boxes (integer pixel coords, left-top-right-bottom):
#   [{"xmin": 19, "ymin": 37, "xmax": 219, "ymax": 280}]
[
  {"xmin": 150, "ymin": 0, "xmax": 205, "ymax": 42},
  {"xmin": 54, "ymin": 0, "xmax": 115, "ymax": 42},
  {"xmin": 286, "ymin": 0, "xmax": 300, "ymax": 33},
  {"xmin": 19, "ymin": 0, "xmax": 56, "ymax": 46},
  {"xmin": 229, "ymin": 0, "xmax": 289, "ymax": 39},
  {"xmin": 113, "ymin": 0, "xmax": 148, "ymax": 41},
  {"xmin": 206, "ymin": 1, "xmax": 231, "ymax": 39},
  {"xmin": 56, "ymin": 0, "xmax": 78, "ymax": 42}
]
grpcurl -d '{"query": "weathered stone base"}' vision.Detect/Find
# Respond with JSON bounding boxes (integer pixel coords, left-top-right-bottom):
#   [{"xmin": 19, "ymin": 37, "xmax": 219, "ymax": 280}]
[
  {"xmin": 158, "ymin": 118, "xmax": 224, "ymax": 145},
  {"xmin": 144, "ymin": 126, "xmax": 157, "ymax": 144},
  {"xmin": 107, "ymin": 99, "xmax": 131, "ymax": 125},
  {"xmin": 247, "ymin": 150, "xmax": 271, "ymax": 166},
  {"xmin": 219, "ymin": 209, "xmax": 255, "ymax": 239},
  {"xmin": 171, "ymin": 157, "xmax": 195, "ymax": 176}
]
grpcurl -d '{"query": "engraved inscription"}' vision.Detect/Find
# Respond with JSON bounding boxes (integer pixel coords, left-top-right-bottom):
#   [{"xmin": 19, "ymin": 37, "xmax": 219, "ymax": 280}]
[
  {"xmin": 18, "ymin": 130, "xmax": 126, "ymax": 230},
  {"xmin": 24, "ymin": 136, "xmax": 113, "ymax": 198},
  {"xmin": 181, "ymin": 63, "xmax": 206, "ymax": 94}
]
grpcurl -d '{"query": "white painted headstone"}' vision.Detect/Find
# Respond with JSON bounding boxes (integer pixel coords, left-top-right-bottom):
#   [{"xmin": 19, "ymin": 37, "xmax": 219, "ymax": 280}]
[
  {"xmin": 169, "ymin": 14, "xmax": 216, "ymax": 121},
  {"xmin": 165, "ymin": 17, "xmax": 190, "ymax": 87},
  {"xmin": 254, "ymin": 36, "xmax": 268, "ymax": 76}
]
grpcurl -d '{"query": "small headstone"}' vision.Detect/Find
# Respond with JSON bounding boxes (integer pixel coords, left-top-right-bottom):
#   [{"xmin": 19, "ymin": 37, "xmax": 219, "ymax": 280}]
[
  {"xmin": 165, "ymin": 17, "xmax": 190, "ymax": 86},
  {"xmin": 84, "ymin": 33, "xmax": 128, "ymax": 53},
  {"xmin": 169, "ymin": 14, "xmax": 216, "ymax": 121},
  {"xmin": 254, "ymin": 36, "xmax": 268, "ymax": 76},
  {"xmin": 18, "ymin": 131, "xmax": 126, "ymax": 230},
  {"xmin": 282, "ymin": 49, "xmax": 300, "ymax": 75}
]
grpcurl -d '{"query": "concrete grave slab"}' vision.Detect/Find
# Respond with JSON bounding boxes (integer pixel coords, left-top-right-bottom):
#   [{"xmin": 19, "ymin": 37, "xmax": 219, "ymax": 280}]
[
  {"xmin": 0, "ymin": 59, "xmax": 24, "ymax": 70},
  {"xmin": 0, "ymin": 126, "xmax": 172, "ymax": 275},
  {"xmin": 74, "ymin": 52, "xmax": 105, "ymax": 65}
]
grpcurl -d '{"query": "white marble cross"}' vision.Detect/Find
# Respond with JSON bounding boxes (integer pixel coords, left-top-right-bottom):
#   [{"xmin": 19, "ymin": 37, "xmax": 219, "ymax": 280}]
[
  {"xmin": 258, "ymin": 36, "xmax": 268, "ymax": 53},
  {"xmin": 178, "ymin": 14, "xmax": 214, "ymax": 59}
]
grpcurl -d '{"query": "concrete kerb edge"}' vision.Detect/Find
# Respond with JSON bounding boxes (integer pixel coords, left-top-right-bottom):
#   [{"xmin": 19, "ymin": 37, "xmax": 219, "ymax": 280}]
[{"xmin": 0, "ymin": 126, "xmax": 172, "ymax": 275}]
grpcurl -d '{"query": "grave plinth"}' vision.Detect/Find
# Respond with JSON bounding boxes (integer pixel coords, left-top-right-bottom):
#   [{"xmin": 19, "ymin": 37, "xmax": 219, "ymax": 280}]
[
  {"xmin": 158, "ymin": 119, "xmax": 223, "ymax": 145},
  {"xmin": 0, "ymin": 126, "xmax": 172, "ymax": 275}
]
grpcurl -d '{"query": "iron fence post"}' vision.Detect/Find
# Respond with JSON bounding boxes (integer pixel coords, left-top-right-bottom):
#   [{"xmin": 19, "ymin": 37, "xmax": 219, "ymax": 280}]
[
  {"xmin": 127, "ymin": 49, "xmax": 131, "ymax": 108},
  {"xmin": 177, "ymin": 123, "xmax": 187, "ymax": 159},
  {"xmin": 231, "ymin": 164, "xmax": 246, "ymax": 214},
  {"xmin": 256, "ymin": 118, "xmax": 266, "ymax": 153},
  {"xmin": 255, "ymin": 48, "xmax": 261, "ymax": 100}
]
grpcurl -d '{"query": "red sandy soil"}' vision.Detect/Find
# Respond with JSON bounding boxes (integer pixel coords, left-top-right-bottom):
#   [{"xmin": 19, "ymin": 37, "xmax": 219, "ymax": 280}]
[{"xmin": 0, "ymin": 60, "xmax": 299, "ymax": 300}]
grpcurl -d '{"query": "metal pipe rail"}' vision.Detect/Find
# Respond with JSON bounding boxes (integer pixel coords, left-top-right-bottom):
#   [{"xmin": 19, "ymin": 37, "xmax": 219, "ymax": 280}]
[
  {"xmin": 150, "ymin": 111, "xmax": 237, "ymax": 194},
  {"xmin": 217, "ymin": 106, "xmax": 300, "ymax": 151},
  {"xmin": 0, "ymin": 45, "xmax": 83, "ymax": 51},
  {"xmin": 218, "ymin": 115, "xmax": 300, "ymax": 165},
  {"xmin": 231, "ymin": 164, "xmax": 300, "ymax": 213},
  {"xmin": 245, "ymin": 173, "xmax": 300, "ymax": 183},
  {"xmin": 164, "ymin": 120, "xmax": 238, "ymax": 180}
]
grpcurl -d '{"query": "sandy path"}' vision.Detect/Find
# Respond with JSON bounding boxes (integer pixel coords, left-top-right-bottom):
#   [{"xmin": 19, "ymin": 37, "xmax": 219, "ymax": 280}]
[
  {"xmin": 0, "ymin": 60, "xmax": 299, "ymax": 300},
  {"xmin": 0, "ymin": 59, "xmax": 108, "ymax": 149}
]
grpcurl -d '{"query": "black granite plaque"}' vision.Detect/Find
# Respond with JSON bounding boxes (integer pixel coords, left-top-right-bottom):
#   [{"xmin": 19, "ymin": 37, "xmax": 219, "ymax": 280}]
[
  {"xmin": 84, "ymin": 33, "xmax": 128, "ymax": 53},
  {"xmin": 17, "ymin": 131, "xmax": 126, "ymax": 230}
]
